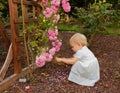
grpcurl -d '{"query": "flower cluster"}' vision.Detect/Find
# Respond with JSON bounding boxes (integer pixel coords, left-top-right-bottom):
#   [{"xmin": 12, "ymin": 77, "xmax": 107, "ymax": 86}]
[
  {"xmin": 47, "ymin": 28, "xmax": 62, "ymax": 52},
  {"xmin": 35, "ymin": 0, "xmax": 71, "ymax": 67},
  {"xmin": 43, "ymin": 0, "xmax": 71, "ymax": 19},
  {"xmin": 36, "ymin": 28, "xmax": 62, "ymax": 67}
]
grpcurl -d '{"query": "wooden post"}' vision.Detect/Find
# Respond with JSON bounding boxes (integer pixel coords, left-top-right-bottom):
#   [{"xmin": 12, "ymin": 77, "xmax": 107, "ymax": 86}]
[{"xmin": 8, "ymin": 0, "xmax": 22, "ymax": 74}]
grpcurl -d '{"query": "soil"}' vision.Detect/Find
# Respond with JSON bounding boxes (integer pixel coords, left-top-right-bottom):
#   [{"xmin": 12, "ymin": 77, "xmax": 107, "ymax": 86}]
[{"xmin": 0, "ymin": 32, "xmax": 120, "ymax": 93}]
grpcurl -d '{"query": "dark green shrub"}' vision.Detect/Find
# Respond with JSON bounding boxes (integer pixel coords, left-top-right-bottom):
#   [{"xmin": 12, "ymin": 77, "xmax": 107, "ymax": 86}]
[{"xmin": 73, "ymin": 1, "xmax": 113, "ymax": 34}]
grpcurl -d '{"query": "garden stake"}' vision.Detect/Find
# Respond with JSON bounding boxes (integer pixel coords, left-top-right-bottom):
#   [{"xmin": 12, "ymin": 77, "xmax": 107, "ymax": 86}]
[{"xmin": 21, "ymin": 0, "xmax": 33, "ymax": 79}]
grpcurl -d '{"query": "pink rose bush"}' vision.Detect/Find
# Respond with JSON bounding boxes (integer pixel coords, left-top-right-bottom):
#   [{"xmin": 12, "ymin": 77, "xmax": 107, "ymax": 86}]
[
  {"xmin": 34, "ymin": 0, "xmax": 71, "ymax": 67},
  {"xmin": 36, "ymin": 28, "xmax": 62, "ymax": 67}
]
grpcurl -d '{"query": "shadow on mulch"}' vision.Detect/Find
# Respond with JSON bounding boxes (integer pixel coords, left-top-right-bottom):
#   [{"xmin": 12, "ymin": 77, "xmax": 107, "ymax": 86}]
[{"xmin": 1, "ymin": 32, "xmax": 120, "ymax": 93}]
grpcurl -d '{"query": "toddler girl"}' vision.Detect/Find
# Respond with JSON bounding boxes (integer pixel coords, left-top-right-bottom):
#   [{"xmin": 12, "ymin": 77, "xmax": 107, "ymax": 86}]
[{"xmin": 55, "ymin": 33, "xmax": 100, "ymax": 86}]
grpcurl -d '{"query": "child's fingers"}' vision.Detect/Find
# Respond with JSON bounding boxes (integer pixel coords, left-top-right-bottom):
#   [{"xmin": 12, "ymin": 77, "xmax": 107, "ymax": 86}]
[
  {"xmin": 55, "ymin": 57, "xmax": 59, "ymax": 61},
  {"xmin": 55, "ymin": 57, "xmax": 61, "ymax": 62}
]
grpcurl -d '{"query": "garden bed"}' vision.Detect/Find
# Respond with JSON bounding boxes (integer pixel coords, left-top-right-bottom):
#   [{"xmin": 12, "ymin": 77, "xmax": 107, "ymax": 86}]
[{"xmin": 0, "ymin": 32, "xmax": 120, "ymax": 93}]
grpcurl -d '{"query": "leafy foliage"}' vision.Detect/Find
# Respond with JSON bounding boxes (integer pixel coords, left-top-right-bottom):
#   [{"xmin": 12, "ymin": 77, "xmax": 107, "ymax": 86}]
[
  {"xmin": 0, "ymin": 50, "xmax": 6, "ymax": 55},
  {"xmin": 110, "ymin": 10, "xmax": 120, "ymax": 27},
  {"xmin": 73, "ymin": 1, "xmax": 114, "ymax": 33},
  {"xmin": 0, "ymin": 0, "xmax": 9, "ymax": 23},
  {"xmin": 23, "ymin": 23, "xmax": 49, "ymax": 56}
]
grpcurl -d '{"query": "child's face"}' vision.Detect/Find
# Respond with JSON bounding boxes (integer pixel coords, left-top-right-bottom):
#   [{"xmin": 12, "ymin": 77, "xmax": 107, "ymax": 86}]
[{"xmin": 70, "ymin": 41, "xmax": 82, "ymax": 52}]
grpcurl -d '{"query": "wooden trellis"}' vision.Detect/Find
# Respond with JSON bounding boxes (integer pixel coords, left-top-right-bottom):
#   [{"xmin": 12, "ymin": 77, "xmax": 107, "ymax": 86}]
[{"xmin": 0, "ymin": 0, "xmax": 41, "ymax": 92}]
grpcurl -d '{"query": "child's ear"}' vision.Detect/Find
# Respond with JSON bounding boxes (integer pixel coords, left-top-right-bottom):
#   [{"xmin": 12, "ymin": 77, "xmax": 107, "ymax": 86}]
[{"xmin": 78, "ymin": 43, "xmax": 82, "ymax": 47}]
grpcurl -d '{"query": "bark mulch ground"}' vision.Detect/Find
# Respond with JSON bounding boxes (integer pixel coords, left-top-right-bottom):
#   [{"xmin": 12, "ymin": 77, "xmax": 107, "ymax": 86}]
[{"xmin": 0, "ymin": 32, "xmax": 120, "ymax": 93}]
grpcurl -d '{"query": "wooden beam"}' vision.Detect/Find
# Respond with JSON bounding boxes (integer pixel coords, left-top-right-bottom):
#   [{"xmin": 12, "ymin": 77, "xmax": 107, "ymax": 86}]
[
  {"xmin": 13, "ymin": 0, "xmax": 37, "ymax": 6},
  {"xmin": 0, "ymin": 43, "xmax": 13, "ymax": 81},
  {"xmin": 0, "ymin": 63, "xmax": 37, "ymax": 92},
  {"xmin": 15, "ymin": 36, "xmax": 24, "ymax": 42},
  {"xmin": 9, "ymin": 0, "xmax": 22, "ymax": 74}
]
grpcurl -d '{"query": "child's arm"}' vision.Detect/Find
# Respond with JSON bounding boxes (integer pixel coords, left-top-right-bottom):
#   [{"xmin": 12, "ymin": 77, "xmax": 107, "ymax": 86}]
[{"xmin": 55, "ymin": 57, "xmax": 79, "ymax": 64}]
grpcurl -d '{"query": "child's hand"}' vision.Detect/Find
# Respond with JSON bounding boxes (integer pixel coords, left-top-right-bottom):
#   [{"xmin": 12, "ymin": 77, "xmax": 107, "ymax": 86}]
[{"xmin": 55, "ymin": 57, "xmax": 62, "ymax": 62}]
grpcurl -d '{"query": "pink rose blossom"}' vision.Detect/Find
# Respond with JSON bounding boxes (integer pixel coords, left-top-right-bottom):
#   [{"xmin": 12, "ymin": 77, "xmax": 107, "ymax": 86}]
[
  {"xmin": 49, "ymin": 47, "xmax": 56, "ymax": 56},
  {"xmin": 54, "ymin": 29, "xmax": 58, "ymax": 35},
  {"xmin": 43, "ymin": 7, "xmax": 53, "ymax": 18},
  {"xmin": 57, "ymin": 41, "xmax": 62, "ymax": 47},
  {"xmin": 51, "ymin": 39, "xmax": 62, "ymax": 46},
  {"xmin": 51, "ymin": 0, "xmax": 60, "ymax": 13},
  {"xmin": 55, "ymin": 46, "xmax": 60, "ymax": 52},
  {"xmin": 51, "ymin": 0, "xmax": 60, "ymax": 8},
  {"xmin": 51, "ymin": 6, "xmax": 59, "ymax": 14},
  {"xmin": 48, "ymin": 29, "xmax": 58, "ymax": 36},
  {"xmin": 47, "ymin": 29, "xmax": 58, "ymax": 41},
  {"xmin": 55, "ymin": 41, "xmax": 62, "ymax": 52},
  {"xmin": 36, "ymin": 55, "xmax": 46, "ymax": 67},
  {"xmin": 42, "ymin": 52, "xmax": 48, "ymax": 57},
  {"xmin": 62, "ymin": 2, "xmax": 71, "ymax": 13},
  {"xmin": 45, "ymin": 54, "xmax": 53, "ymax": 62},
  {"xmin": 52, "ymin": 41, "xmax": 56, "ymax": 46},
  {"xmin": 49, "ymin": 36, "xmax": 57, "ymax": 41},
  {"xmin": 51, "ymin": 0, "xmax": 60, "ymax": 6}
]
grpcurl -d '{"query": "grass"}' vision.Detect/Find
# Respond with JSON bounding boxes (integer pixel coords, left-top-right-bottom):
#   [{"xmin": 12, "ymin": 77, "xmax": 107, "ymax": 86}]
[
  {"xmin": 57, "ymin": 23, "xmax": 120, "ymax": 35},
  {"xmin": 57, "ymin": 23, "xmax": 80, "ymax": 32},
  {"xmin": 102, "ymin": 26, "xmax": 120, "ymax": 35}
]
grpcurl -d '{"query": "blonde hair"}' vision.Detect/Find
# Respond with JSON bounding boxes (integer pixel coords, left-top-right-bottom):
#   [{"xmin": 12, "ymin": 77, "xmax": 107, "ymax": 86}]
[{"xmin": 70, "ymin": 33, "xmax": 88, "ymax": 46}]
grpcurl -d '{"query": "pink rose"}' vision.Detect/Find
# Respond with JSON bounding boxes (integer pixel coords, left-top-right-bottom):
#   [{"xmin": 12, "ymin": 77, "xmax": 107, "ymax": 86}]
[
  {"xmin": 51, "ymin": 0, "xmax": 60, "ymax": 6},
  {"xmin": 55, "ymin": 40, "xmax": 62, "ymax": 52},
  {"xmin": 51, "ymin": 0, "xmax": 60, "ymax": 13},
  {"xmin": 52, "ymin": 41, "xmax": 56, "ymax": 46},
  {"xmin": 49, "ymin": 47, "xmax": 56, "ymax": 56},
  {"xmin": 48, "ymin": 36, "xmax": 57, "ymax": 41},
  {"xmin": 47, "ymin": 29, "xmax": 58, "ymax": 41},
  {"xmin": 43, "ymin": 7, "xmax": 53, "ymax": 18},
  {"xmin": 45, "ymin": 54, "xmax": 53, "ymax": 62},
  {"xmin": 62, "ymin": 2, "xmax": 71, "ymax": 13},
  {"xmin": 51, "ymin": 5, "xmax": 59, "ymax": 14},
  {"xmin": 55, "ymin": 46, "xmax": 60, "ymax": 52},
  {"xmin": 36, "ymin": 56, "xmax": 46, "ymax": 67}
]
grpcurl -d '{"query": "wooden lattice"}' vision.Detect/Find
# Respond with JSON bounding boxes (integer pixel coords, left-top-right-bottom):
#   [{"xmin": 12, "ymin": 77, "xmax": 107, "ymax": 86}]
[{"xmin": 0, "ymin": 0, "xmax": 41, "ymax": 92}]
